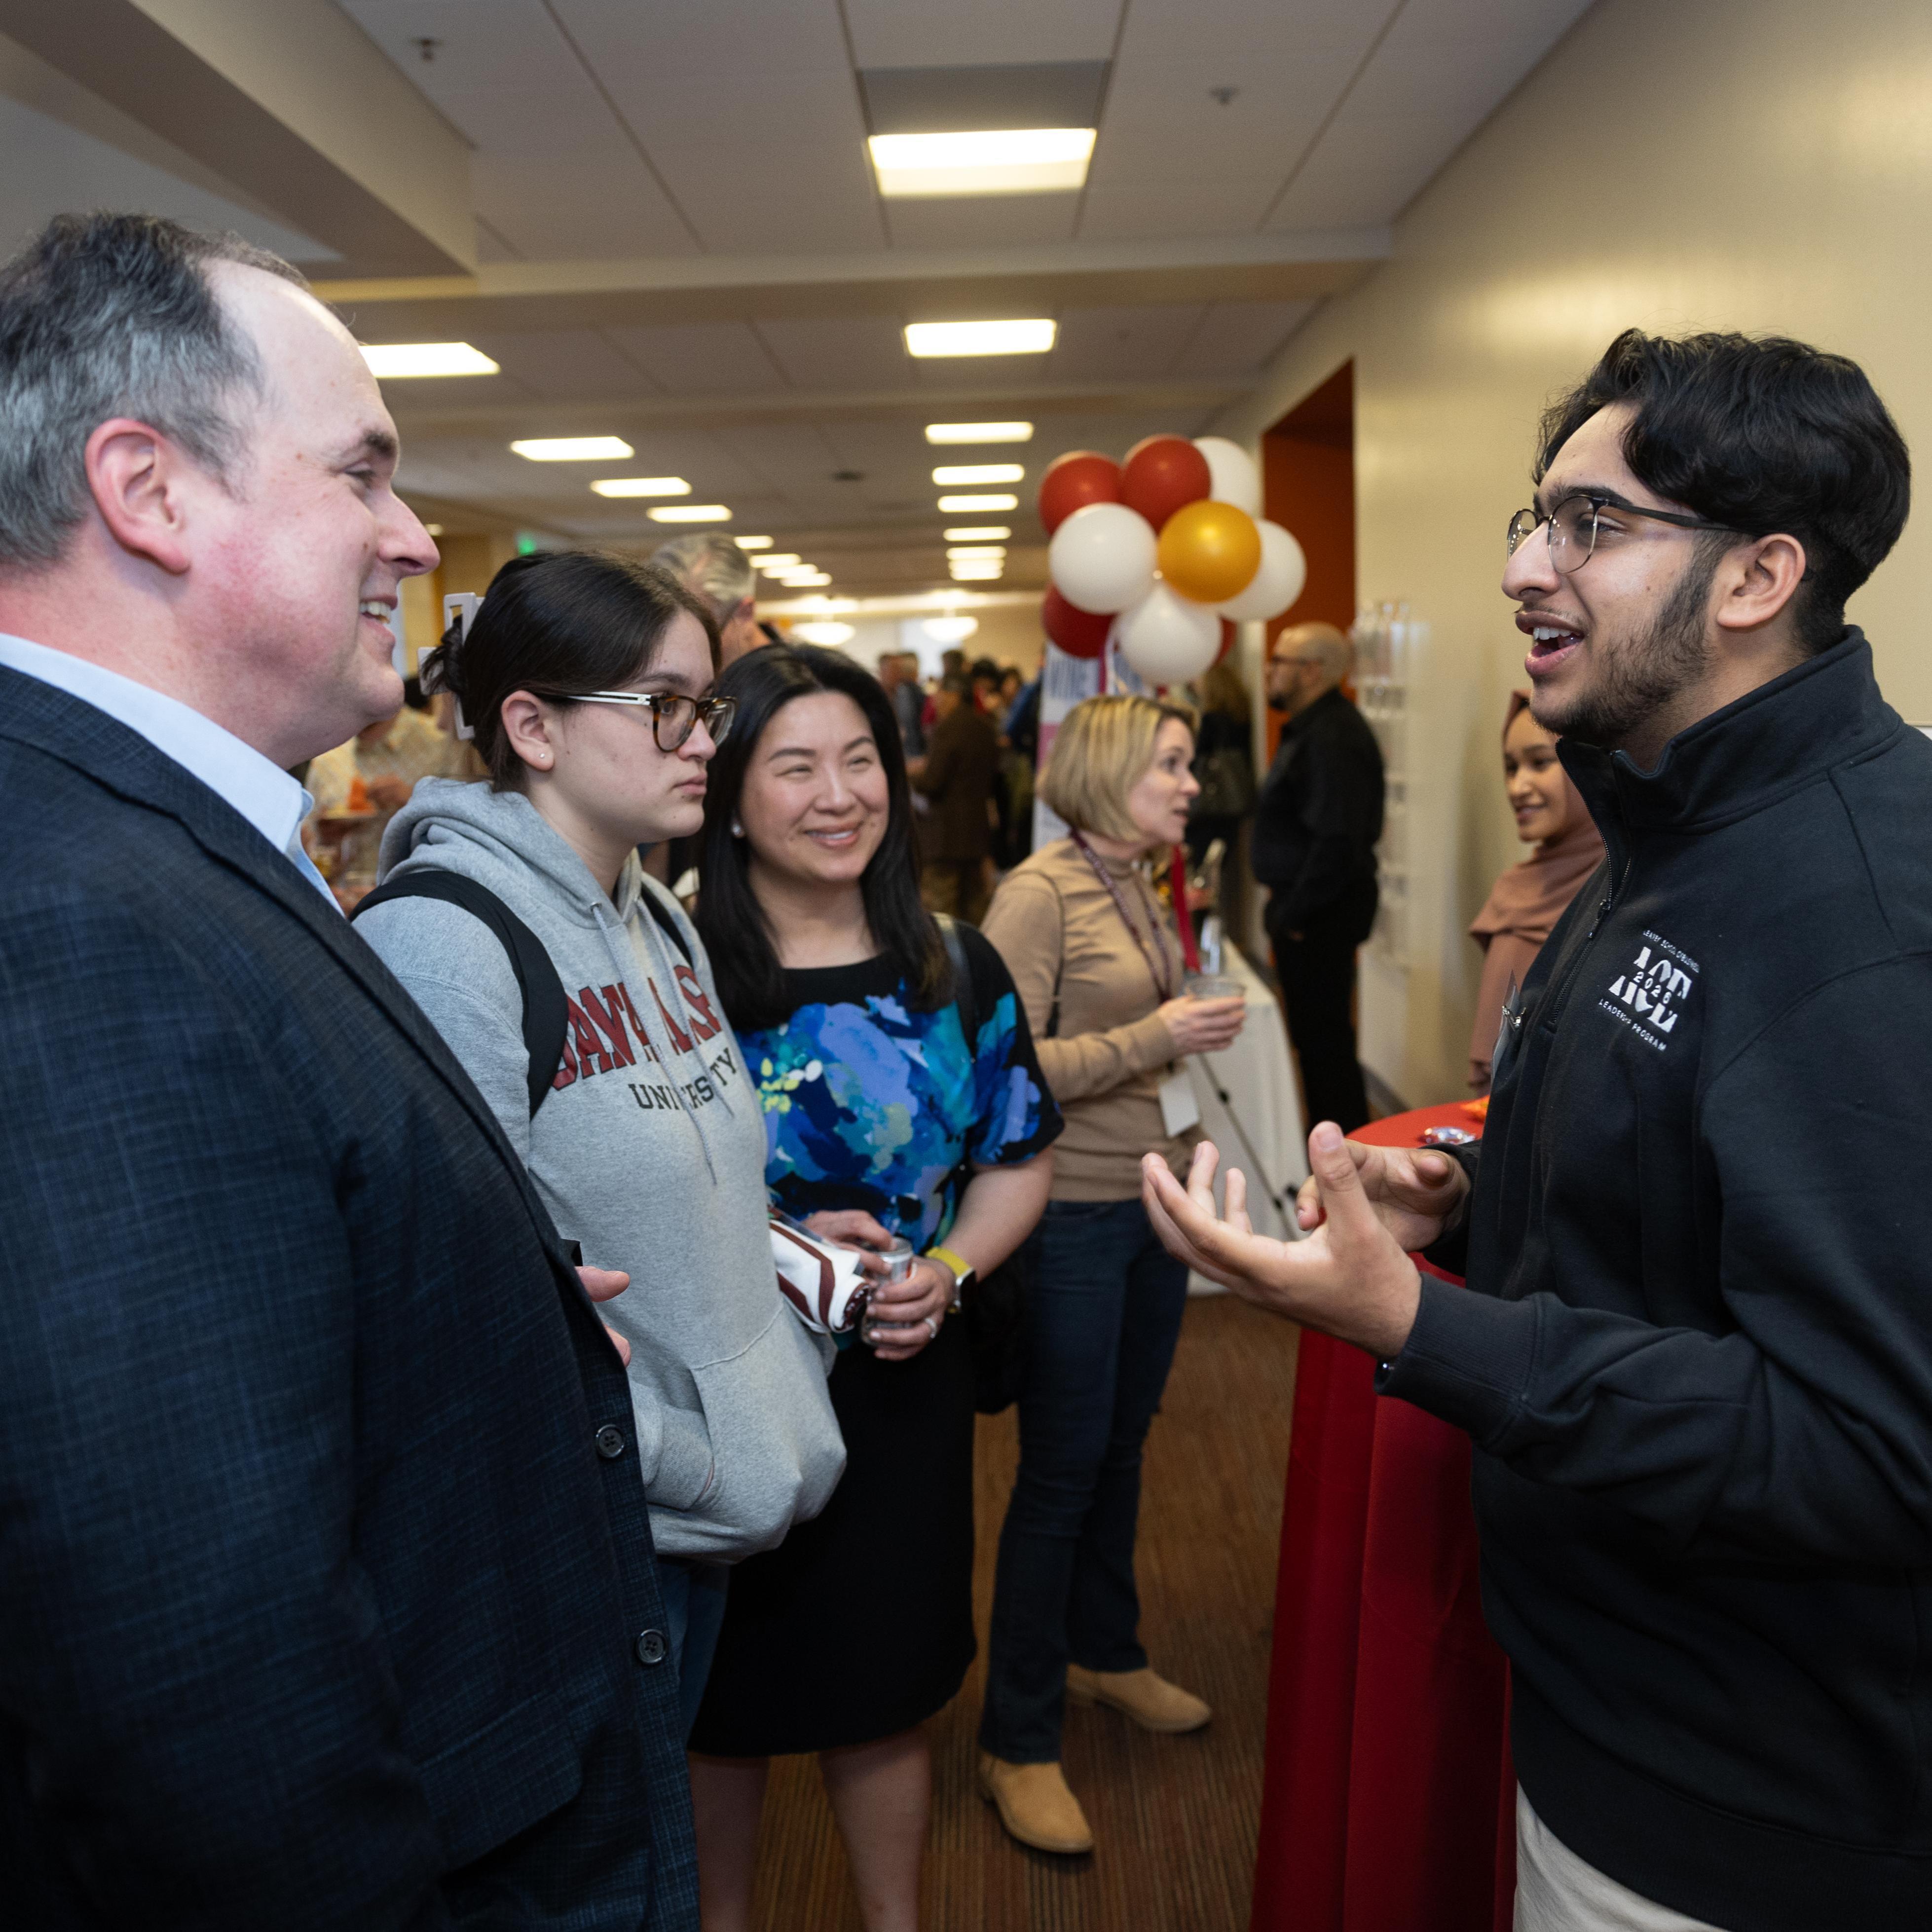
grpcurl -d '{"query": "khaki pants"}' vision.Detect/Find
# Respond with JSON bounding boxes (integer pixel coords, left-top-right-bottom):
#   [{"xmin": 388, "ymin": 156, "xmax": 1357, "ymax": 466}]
[
  {"xmin": 1515, "ymin": 1789, "xmax": 1724, "ymax": 1932},
  {"xmin": 921, "ymin": 858, "xmax": 991, "ymax": 926}
]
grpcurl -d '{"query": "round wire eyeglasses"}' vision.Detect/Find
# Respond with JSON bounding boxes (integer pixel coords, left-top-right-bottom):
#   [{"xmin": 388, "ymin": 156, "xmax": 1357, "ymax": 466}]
[{"xmin": 1506, "ymin": 494, "xmax": 1743, "ymax": 575}]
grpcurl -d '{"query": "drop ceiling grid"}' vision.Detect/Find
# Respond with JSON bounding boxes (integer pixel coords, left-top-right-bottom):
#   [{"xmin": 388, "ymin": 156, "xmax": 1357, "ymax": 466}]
[{"xmin": 839, "ymin": 0, "xmax": 1124, "ymax": 71}]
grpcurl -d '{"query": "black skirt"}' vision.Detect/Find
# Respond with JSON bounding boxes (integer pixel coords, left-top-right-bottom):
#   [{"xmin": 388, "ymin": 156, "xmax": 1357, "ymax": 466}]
[{"xmin": 688, "ymin": 1312, "xmax": 977, "ymax": 1756}]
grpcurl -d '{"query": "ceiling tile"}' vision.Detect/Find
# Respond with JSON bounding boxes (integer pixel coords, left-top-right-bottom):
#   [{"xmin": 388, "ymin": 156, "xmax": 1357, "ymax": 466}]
[
  {"xmin": 1113, "ymin": 0, "xmax": 1379, "ymax": 62},
  {"xmin": 472, "ymin": 153, "xmax": 699, "ymax": 258},
  {"xmin": 755, "ymin": 315, "xmax": 910, "ymax": 390},
  {"xmin": 1047, "ymin": 302, "xmax": 1208, "ymax": 381},
  {"xmin": 550, "ymin": 0, "xmax": 853, "ymax": 82},
  {"xmin": 843, "ymin": 0, "xmax": 1124, "ymax": 70},
  {"xmin": 884, "ymin": 196, "xmax": 1081, "ymax": 250},
  {"xmin": 465, "ymin": 329, "xmax": 660, "ymax": 402},
  {"xmin": 602, "ymin": 323, "xmax": 790, "ymax": 394},
  {"xmin": 1171, "ymin": 299, "xmax": 1316, "ymax": 375},
  {"xmin": 1076, "ymin": 174, "xmax": 1282, "ymax": 240}
]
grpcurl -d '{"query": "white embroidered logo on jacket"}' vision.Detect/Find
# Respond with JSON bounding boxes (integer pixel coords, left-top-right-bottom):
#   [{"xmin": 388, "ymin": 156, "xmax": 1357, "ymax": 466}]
[{"xmin": 1599, "ymin": 933, "xmax": 1699, "ymax": 1051}]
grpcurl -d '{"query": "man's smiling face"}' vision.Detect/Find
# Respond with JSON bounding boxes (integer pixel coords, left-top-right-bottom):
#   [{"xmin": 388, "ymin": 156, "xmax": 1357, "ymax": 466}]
[{"xmin": 1503, "ymin": 401, "xmax": 1726, "ymax": 753}]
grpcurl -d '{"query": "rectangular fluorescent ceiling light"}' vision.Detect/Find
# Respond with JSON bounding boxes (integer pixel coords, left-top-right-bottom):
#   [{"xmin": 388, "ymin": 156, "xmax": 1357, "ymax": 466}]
[
  {"xmin": 938, "ymin": 492, "xmax": 1019, "ymax": 512},
  {"xmin": 926, "ymin": 421, "xmax": 1033, "ymax": 445},
  {"xmin": 950, "ymin": 563, "xmax": 1003, "ymax": 580},
  {"xmin": 905, "ymin": 319, "xmax": 1055, "ymax": 358},
  {"xmin": 648, "ymin": 504, "xmax": 731, "ymax": 523},
  {"xmin": 756, "ymin": 554, "xmax": 803, "ymax": 570},
  {"xmin": 736, "ymin": 535, "xmax": 774, "ymax": 549},
  {"xmin": 948, "ymin": 546, "xmax": 1006, "ymax": 559},
  {"xmin": 361, "ymin": 341, "xmax": 499, "ymax": 378},
  {"xmin": 592, "ymin": 477, "xmax": 691, "ymax": 498},
  {"xmin": 933, "ymin": 463, "xmax": 1024, "ymax": 485},
  {"xmin": 869, "ymin": 128, "xmax": 1094, "ymax": 197},
  {"xmin": 511, "ymin": 436, "xmax": 632, "ymax": 461},
  {"xmin": 781, "ymin": 571, "xmax": 832, "ymax": 586},
  {"xmin": 944, "ymin": 524, "xmax": 1010, "ymax": 541}
]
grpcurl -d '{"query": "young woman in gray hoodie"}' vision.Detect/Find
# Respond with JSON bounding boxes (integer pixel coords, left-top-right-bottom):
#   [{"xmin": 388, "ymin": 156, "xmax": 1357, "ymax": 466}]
[{"xmin": 352, "ymin": 552, "xmax": 844, "ymax": 1737}]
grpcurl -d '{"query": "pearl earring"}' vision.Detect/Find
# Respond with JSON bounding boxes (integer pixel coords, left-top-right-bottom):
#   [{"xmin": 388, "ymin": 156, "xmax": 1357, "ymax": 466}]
[{"xmin": 730, "ymin": 817, "xmax": 744, "ymax": 838}]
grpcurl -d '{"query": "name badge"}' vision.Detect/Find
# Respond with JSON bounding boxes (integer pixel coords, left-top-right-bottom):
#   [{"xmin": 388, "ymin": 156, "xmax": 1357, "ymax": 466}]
[{"xmin": 1158, "ymin": 1067, "xmax": 1201, "ymax": 1138}]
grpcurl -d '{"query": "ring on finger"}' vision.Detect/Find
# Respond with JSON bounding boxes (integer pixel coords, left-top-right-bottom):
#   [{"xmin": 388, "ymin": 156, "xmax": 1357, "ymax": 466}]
[{"xmin": 923, "ymin": 1315, "xmax": 939, "ymax": 1340}]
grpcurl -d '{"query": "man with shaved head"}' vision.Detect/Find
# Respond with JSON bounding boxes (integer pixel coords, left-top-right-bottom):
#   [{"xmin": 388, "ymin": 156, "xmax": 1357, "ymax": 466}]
[
  {"xmin": 0, "ymin": 215, "xmax": 696, "ymax": 1928},
  {"xmin": 1253, "ymin": 620, "xmax": 1385, "ymax": 1131}
]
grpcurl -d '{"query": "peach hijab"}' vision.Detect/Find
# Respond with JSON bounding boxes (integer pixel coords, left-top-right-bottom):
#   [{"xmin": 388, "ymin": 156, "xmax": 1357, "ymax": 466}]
[{"xmin": 1467, "ymin": 693, "xmax": 1606, "ymax": 1089}]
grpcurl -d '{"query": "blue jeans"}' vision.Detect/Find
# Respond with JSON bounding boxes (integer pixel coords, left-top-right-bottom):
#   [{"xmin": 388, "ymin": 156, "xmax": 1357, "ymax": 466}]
[
  {"xmin": 978, "ymin": 1196, "xmax": 1189, "ymax": 1763},
  {"xmin": 658, "ymin": 1558, "xmax": 730, "ymax": 1742}
]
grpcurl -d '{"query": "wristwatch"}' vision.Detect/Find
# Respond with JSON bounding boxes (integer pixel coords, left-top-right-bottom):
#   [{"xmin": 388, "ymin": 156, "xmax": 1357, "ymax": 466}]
[{"xmin": 925, "ymin": 1244, "xmax": 975, "ymax": 1309}]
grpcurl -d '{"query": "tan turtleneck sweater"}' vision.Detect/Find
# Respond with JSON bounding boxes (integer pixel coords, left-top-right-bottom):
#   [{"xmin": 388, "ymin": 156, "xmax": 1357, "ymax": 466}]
[{"xmin": 980, "ymin": 836, "xmax": 1194, "ymax": 1201}]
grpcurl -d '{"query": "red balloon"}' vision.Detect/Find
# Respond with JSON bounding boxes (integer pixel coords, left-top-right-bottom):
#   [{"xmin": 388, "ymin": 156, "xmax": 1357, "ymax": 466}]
[
  {"xmin": 1042, "ymin": 586, "xmax": 1111, "ymax": 659},
  {"xmin": 1038, "ymin": 451, "xmax": 1121, "ymax": 535},
  {"xmin": 1120, "ymin": 435, "xmax": 1212, "ymax": 532}
]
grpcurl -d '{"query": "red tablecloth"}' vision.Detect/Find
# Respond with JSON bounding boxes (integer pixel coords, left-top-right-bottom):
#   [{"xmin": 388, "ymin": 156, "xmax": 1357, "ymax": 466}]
[{"xmin": 1250, "ymin": 1104, "xmax": 1515, "ymax": 1932}]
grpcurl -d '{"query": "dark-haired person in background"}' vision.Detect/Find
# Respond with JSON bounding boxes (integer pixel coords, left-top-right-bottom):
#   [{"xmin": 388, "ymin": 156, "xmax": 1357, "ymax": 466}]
[
  {"xmin": 909, "ymin": 670, "xmax": 1000, "ymax": 923},
  {"xmin": 1252, "ymin": 621, "xmax": 1384, "ymax": 1132},
  {"xmin": 685, "ymin": 645, "xmax": 1058, "ymax": 1932},
  {"xmin": 352, "ymin": 551, "xmax": 845, "ymax": 1739},
  {"xmin": 1148, "ymin": 329, "xmax": 1926, "ymax": 1932},
  {"xmin": 0, "ymin": 214, "xmax": 697, "ymax": 1926}
]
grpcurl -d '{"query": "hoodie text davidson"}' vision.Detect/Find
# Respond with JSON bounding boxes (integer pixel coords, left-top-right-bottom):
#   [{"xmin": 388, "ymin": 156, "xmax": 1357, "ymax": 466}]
[
  {"xmin": 558, "ymin": 964, "xmax": 739, "ymax": 1112},
  {"xmin": 1385, "ymin": 633, "xmax": 1932, "ymax": 1930}
]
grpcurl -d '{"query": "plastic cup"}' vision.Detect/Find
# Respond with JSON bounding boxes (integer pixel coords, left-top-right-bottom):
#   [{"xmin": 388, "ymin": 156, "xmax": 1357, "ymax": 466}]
[{"xmin": 1184, "ymin": 973, "xmax": 1244, "ymax": 1002}]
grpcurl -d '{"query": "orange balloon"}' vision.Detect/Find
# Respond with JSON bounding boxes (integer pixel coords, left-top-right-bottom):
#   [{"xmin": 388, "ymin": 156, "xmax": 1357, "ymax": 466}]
[{"xmin": 1156, "ymin": 499, "xmax": 1262, "ymax": 605}]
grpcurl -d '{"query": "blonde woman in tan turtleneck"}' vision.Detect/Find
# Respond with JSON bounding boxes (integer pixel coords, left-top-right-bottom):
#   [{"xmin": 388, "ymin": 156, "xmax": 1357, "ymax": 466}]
[{"xmin": 974, "ymin": 693, "xmax": 1248, "ymax": 1858}]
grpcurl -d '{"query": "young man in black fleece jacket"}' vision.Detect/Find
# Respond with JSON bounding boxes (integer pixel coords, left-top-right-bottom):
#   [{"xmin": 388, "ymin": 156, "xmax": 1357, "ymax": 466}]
[{"xmin": 1146, "ymin": 331, "xmax": 1927, "ymax": 1930}]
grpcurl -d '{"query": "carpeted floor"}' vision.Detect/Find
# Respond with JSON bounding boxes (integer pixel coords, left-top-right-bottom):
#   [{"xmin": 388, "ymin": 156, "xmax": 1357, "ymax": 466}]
[{"xmin": 738, "ymin": 1292, "xmax": 1301, "ymax": 1930}]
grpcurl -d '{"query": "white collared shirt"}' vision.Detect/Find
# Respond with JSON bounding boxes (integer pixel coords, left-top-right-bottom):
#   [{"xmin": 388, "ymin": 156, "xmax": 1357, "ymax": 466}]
[{"xmin": 0, "ymin": 632, "xmax": 340, "ymax": 909}]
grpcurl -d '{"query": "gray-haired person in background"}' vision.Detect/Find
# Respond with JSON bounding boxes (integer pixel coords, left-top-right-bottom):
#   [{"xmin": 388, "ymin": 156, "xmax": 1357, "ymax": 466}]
[{"xmin": 653, "ymin": 530, "xmax": 764, "ymax": 667}]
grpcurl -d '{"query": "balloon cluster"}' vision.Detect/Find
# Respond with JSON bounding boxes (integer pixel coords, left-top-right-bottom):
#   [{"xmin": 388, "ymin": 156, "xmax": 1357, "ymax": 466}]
[{"xmin": 1040, "ymin": 437, "xmax": 1307, "ymax": 682}]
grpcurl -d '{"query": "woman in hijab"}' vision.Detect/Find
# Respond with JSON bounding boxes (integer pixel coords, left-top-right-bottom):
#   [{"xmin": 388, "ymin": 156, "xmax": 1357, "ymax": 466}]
[{"xmin": 1467, "ymin": 692, "xmax": 1607, "ymax": 1089}]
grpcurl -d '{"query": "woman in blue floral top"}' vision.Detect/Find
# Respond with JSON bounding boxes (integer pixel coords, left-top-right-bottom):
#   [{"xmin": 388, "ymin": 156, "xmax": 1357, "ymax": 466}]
[{"xmin": 688, "ymin": 645, "xmax": 1059, "ymax": 1932}]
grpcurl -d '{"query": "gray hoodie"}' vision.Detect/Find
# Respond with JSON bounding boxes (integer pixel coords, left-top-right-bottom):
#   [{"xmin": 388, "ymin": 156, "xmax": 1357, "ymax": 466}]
[{"xmin": 357, "ymin": 779, "xmax": 844, "ymax": 1561}]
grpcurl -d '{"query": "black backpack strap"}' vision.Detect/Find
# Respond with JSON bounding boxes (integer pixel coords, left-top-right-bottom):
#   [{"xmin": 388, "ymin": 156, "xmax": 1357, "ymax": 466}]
[
  {"xmin": 936, "ymin": 914, "xmax": 976, "ymax": 1050},
  {"xmin": 352, "ymin": 871, "xmax": 569, "ymax": 1116},
  {"xmin": 637, "ymin": 879, "xmax": 692, "ymax": 966}
]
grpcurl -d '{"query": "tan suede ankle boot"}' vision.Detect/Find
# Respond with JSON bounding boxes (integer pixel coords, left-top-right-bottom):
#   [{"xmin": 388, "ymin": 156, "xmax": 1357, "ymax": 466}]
[
  {"xmin": 978, "ymin": 1753, "xmax": 1095, "ymax": 1855},
  {"xmin": 1064, "ymin": 1664, "xmax": 1212, "ymax": 1733}
]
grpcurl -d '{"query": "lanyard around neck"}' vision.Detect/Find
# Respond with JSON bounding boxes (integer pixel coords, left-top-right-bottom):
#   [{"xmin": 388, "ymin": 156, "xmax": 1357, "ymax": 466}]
[{"xmin": 1070, "ymin": 831, "xmax": 1176, "ymax": 1004}]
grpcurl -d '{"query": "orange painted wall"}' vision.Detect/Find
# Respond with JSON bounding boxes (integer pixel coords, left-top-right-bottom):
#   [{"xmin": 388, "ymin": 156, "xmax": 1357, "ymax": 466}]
[{"xmin": 1261, "ymin": 361, "xmax": 1356, "ymax": 761}]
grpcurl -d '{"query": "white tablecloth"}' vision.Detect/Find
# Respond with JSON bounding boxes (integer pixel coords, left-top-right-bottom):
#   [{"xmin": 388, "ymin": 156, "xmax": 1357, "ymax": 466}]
[{"xmin": 1184, "ymin": 945, "xmax": 1307, "ymax": 1292}]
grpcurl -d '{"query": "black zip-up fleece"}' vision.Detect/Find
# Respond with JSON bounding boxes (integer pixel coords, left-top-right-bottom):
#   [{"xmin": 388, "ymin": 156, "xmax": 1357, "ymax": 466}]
[{"xmin": 1384, "ymin": 632, "xmax": 1932, "ymax": 1926}]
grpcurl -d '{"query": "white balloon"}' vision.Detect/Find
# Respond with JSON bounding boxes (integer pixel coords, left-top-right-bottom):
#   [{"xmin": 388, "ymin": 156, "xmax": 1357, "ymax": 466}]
[
  {"xmin": 1215, "ymin": 520, "xmax": 1306, "ymax": 621},
  {"xmin": 1117, "ymin": 583, "xmax": 1220, "ymax": 684},
  {"xmin": 1192, "ymin": 436, "xmax": 1262, "ymax": 516},
  {"xmin": 1048, "ymin": 501, "xmax": 1157, "ymax": 615}
]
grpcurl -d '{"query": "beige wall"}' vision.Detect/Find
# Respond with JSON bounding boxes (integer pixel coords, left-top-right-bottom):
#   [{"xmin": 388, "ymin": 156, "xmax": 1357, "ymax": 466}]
[{"xmin": 1219, "ymin": 0, "xmax": 1932, "ymax": 1106}]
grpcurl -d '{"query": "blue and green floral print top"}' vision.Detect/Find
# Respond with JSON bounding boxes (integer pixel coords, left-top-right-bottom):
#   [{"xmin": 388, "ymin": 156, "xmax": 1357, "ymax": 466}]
[{"xmin": 744, "ymin": 923, "xmax": 1062, "ymax": 1247}]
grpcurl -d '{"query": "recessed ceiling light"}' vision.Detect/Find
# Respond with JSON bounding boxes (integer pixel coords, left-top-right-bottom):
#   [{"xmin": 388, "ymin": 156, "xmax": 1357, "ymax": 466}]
[
  {"xmin": 780, "ymin": 571, "xmax": 832, "ymax": 587},
  {"xmin": 947, "ymin": 545, "xmax": 1006, "ymax": 559},
  {"xmin": 943, "ymin": 524, "xmax": 1011, "ymax": 541},
  {"xmin": 648, "ymin": 504, "xmax": 732, "ymax": 523},
  {"xmin": 923, "ymin": 613, "xmax": 980, "ymax": 643},
  {"xmin": 926, "ymin": 422, "xmax": 1033, "ymax": 445},
  {"xmin": 361, "ymin": 341, "xmax": 499, "ymax": 378},
  {"xmin": 869, "ymin": 128, "xmax": 1095, "ymax": 198},
  {"xmin": 736, "ymin": 535, "xmax": 774, "ymax": 550},
  {"xmin": 511, "ymin": 436, "xmax": 633, "ymax": 461},
  {"xmin": 938, "ymin": 492, "xmax": 1020, "ymax": 512},
  {"xmin": 592, "ymin": 477, "xmax": 692, "ymax": 498},
  {"xmin": 905, "ymin": 319, "xmax": 1056, "ymax": 358},
  {"xmin": 424, "ymin": 522, "xmax": 445, "ymax": 536},
  {"xmin": 932, "ymin": 463, "xmax": 1025, "ymax": 485},
  {"xmin": 793, "ymin": 620, "xmax": 856, "ymax": 645},
  {"xmin": 950, "ymin": 562, "xmax": 1004, "ymax": 580},
  {"xmin": 756, "ymin": 554, "xmax": 804, "ymax": 570}
]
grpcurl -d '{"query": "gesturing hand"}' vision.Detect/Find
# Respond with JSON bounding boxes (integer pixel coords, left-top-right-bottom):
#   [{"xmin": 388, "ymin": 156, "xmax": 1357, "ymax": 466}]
[
  {"xmin": 1140, "ymin": 1127, "xmax": 1427, "ymax": 1361},
  {"xmin": 578, "ymin": 1264, "xmax": 632, "ymax": 1365},
  {"xmin": 1294, "ymin": 1140, "xmax": 1469, "ymax": 1253}
]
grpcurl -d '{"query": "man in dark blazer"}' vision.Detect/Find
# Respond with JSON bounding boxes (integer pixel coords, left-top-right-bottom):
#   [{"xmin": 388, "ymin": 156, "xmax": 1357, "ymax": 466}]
[
  {"xmin": 909, "ymin": 671, "xmax": 999, "ymax": 922},
  {"xmin": 1251, "ymin": 623, "xmax": 1386, "ymax": 1132},
  {"xmin": 0, "ymin": 215, "xmax": 697, "ymax": 1926}
]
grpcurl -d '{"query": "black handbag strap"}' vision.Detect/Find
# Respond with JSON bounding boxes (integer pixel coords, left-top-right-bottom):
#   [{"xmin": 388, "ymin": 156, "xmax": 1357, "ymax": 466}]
[{"xmin": 353, "ymin": 871, "xmax": 568, "ymax": 1116}]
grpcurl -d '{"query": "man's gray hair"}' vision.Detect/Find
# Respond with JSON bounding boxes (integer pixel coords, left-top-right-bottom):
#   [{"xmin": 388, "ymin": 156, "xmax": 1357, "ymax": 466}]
[
  {"xmin": 650, "ymin": 530, "xmax": 755, "ymax": 622},
  {"xmin": 0, "ymin": 213, "xmax": 307, "ymax": 571}
]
